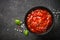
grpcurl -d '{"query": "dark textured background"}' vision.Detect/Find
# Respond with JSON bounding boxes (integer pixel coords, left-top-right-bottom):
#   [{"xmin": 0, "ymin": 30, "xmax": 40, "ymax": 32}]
[{"xmin": 0, "ymin": 0, "xmax": 60, "ymax": 40}]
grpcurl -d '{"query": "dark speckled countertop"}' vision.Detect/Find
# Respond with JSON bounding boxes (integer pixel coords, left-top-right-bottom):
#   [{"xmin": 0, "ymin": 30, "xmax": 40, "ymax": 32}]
[{"xmin": 0, "ymin": 0, "xmax": 60, "ymax": 40}]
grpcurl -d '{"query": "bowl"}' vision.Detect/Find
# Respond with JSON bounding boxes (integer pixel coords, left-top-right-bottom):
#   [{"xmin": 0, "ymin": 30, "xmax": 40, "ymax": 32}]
[{"xmin": 25, "ymin": 6, "xmax": 54, "ymax": 35}]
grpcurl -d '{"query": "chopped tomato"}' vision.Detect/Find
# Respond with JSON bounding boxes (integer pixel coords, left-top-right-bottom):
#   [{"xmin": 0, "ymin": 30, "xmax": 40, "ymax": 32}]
[{"xmin": 26, "ymin": 9, "xmax": 53, "ymax": 34}]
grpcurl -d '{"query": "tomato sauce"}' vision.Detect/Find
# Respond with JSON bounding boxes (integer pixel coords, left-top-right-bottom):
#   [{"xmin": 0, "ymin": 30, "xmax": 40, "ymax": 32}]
[{"xmin": 26, "ymin": 9, "xmax": 53, "ymax": 34}]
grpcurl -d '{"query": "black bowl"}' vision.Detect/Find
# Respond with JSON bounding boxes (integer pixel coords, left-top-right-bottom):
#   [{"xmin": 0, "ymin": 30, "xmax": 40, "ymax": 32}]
[{"xmin": 24, "ymin": 6, "xmax": 55, "ymax": 35}]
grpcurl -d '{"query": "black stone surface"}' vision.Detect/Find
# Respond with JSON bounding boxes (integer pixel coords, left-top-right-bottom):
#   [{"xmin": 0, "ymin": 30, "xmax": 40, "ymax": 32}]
[{"xmin": 0, "ymin": 0, "xmax": 60, "ymax": 40}]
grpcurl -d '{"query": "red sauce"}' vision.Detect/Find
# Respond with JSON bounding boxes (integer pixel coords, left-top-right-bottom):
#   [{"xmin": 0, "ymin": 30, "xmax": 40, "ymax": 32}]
[{"xmin": 26, "ymin": 9, "xmax": 53, "ymax": 34}]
